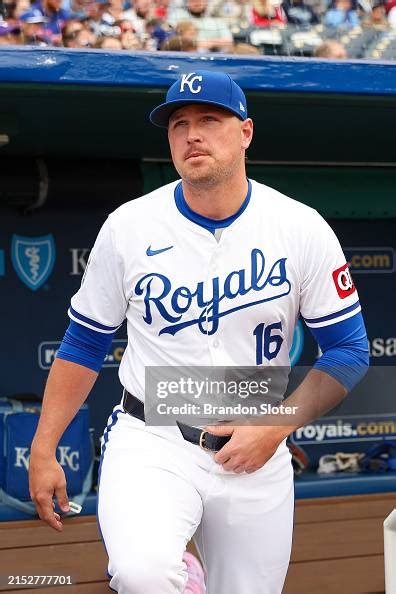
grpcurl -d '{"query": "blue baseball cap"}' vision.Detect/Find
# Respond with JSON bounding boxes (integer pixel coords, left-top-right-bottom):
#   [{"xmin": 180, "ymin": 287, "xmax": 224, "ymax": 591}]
[
  {"xmin": 20, "ymin": 9, "xmax": 48, "ymax": 23},
  {"xmin": 149, "ymin": 70, "xmax": 248, "ymax": 128}
]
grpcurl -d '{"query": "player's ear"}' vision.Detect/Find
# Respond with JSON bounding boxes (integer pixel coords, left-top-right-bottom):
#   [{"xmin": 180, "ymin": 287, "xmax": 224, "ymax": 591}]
[{"xmin": 241, "ymin": 118, "xmax": 253, "ymax": 150}]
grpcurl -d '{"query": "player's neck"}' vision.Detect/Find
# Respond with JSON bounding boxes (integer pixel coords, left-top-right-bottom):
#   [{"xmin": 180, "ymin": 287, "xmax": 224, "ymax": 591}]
[{"xmin": 181, "ymin": 174, "xmax": 249, "ymax": 221}]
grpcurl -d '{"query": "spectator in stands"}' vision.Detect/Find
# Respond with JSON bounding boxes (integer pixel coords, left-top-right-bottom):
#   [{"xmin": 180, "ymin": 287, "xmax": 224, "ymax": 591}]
[
  {"xmin": 97, "ymin": 0, "xmax": 151, "ymax": 36},
  {"xmin": 362, "ymin": 0, "xmax": 389, "ymax": 28},
  {"xmin": 324, "ymin": 0, "xmax": 359, "ymax": 28},
  {"xmin": 118, "ymin": 24, "xmax": 144, "ymax": 48},
  {"xmin": 63, "ymin": 0, "xmax": 91, "ymax": 18},
  {"xmin": 157, "ymin": 19, "xmax": 198, "ymax": 50},
  {"xmin": 251, "ymin": 0, "xmax": 287, "ymax": 27},
  {"xmin": 145, "ymin": 17, "xmax": 174, "ymax": 48},
  {"xmin": 160, "ymin": 34, "xmax": 197, "ymax": 49},
  {"xmin": 21, "ymin": 0, "xmax": 71, "ymax": 41},
  {"xmin": 168, "ymin": 0, "xmax": 234, "ymax": 51},
  {"xmin": 102, "ymin": 0, "xmax": 124, "ymax": 22},
  {"xmin": 84, "ymin": 0, "xmax": 117, "ymax": 38},
  {"xmin": 74, "ymin": 26, "xmax": 97, "ymax": 44},
  {"xmin": 0, "ymin": 21, "xmax": 21, "ymax": 44},
  {"xmin": 96, "ymin": 33, "xmax": 122, "ymax": 47},
  {"xmin": 210, "ymin": 0, "xmax": 252, "ymax": 29},
  {"xmin": 154, "ymin": 0, "xmax": 171, "ymax": 19},
  {"xmin": 282, "ymin": 0, "xmax": 320, "ymax": 26},
  {"xmin": 174, "ymin": 19, "xmax": 198, "ymax": 43},
  {"xmin": 19, "ymin": 9, "xmax": 51, "ymax": 44},
  {"xmin": 61, "ymin": 18, "xmax": 84, "ymax": 46},
  {"xmin": 121, "ymin": 0, "xmax": 154, "ymax": 36},
  {"xmin": 314, "ymin": 38, "xmax": 347, "ymax": 56},
  {"xmin": 7, "ymin": 0, "xmax": 30, "ymax": 19}
]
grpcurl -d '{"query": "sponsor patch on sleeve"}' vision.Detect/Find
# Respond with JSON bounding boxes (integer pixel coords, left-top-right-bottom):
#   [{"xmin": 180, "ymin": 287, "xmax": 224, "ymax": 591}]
[{"xmin": 332, "ymin": 263, "xmax": 356, "ymax": 299}]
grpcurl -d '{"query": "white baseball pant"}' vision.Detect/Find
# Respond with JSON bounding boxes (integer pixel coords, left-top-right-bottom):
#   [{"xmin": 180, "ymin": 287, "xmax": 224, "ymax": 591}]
[{"xmin": 97, "ymin": 404, "xmax": 294, "ymax": 594}]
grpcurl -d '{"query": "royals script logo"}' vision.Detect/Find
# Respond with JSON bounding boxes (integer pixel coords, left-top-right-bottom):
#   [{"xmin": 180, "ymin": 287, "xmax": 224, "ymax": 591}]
[{"xmin": 135, "ymin": 249, "xmax": 291, "ymax": 336}]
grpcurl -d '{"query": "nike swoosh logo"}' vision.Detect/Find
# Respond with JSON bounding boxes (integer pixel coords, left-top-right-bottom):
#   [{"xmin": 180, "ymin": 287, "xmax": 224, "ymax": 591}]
[{"xmin": 146, "ymin": 245, "xmax": 174, "ymax": 256}]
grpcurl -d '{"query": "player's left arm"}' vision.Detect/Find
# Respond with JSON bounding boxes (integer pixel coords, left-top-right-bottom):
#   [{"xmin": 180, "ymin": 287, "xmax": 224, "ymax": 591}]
[{"xmin": 207, "ymin": 210, "xmax": 369, "ymax": 473}]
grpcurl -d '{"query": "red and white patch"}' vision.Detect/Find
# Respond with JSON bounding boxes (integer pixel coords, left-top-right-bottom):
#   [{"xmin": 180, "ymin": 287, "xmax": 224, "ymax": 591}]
[{"xmin": 332, "ymin": 263, "xmax": 356, "ymax": 299}]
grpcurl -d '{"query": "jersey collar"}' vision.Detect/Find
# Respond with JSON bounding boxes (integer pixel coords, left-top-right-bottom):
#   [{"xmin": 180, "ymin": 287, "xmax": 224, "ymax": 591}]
[{"xmin": 174, "ymin": 179, "xmax": 252, "ymax": 233}]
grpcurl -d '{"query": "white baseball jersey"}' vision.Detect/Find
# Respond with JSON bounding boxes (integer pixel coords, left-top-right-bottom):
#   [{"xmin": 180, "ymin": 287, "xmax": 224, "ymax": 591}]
[{"xmin": 69, "ymin": 179, "xmax": 360, "ymax": 399}]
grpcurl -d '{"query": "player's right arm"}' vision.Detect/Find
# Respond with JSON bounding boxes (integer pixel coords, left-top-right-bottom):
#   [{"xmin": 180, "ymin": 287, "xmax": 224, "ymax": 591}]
[
  {"xmin": 29, "ymin": 214, "xmax": 127, "ymax": 531},
  {"xmin": 29, "ymin": 359, "xmax": 98, "ymax": 531}
]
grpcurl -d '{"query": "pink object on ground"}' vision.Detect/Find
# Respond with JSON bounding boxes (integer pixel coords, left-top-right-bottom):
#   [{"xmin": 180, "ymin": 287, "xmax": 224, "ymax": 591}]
[{"xmin": 182, "ymin": 551, "xmax": 206, "ymax": 594}]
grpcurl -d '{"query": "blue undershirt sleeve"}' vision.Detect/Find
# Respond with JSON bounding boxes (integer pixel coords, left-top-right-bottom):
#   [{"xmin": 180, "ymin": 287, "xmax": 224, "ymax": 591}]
[
  {"xmin": 56, "ymin": 320, "xmax": 115, "ymax": 372},
  {"xmin": 309, "ymin": 312, "xmax": 369, "ymax": 391}
]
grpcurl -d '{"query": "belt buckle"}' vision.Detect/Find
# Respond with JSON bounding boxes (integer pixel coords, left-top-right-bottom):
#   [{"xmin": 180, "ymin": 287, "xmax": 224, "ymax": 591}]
[{"xmin": 199, "ymin": 430, "xmax": 209, "ymax": 451}]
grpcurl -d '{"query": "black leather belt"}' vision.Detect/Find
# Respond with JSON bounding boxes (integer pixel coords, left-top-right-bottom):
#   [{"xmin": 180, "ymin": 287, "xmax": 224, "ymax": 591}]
[
  {"xmin": 122, "ymin": 389, "xmax": 145, "ymax": 422},
  {"xmin": 122, "ymin": 390, "xmax": 231, "ymax": 452}
]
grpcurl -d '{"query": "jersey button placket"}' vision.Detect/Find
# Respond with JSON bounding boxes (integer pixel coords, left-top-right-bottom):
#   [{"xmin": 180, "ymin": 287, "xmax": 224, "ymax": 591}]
[{"xmin": 210, "ymin": 251, "xmax": 219, "ymax": 275}]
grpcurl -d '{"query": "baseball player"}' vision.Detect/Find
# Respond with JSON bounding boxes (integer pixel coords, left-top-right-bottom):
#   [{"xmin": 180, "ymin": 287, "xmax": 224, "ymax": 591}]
[{"xmin": 29, "ymin": 70, "xmax": 369, "ymax": 594}]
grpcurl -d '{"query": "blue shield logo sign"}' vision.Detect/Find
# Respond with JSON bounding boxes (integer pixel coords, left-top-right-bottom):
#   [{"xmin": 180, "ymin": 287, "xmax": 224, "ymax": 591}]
[{"xmin": 11, "ymin": 234, "xmax": 56, "ymax": 290}]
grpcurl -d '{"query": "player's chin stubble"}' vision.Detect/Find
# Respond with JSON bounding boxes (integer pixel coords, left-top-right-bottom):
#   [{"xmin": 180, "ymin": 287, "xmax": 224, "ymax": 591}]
[{"xmin": 176, "ymin": 154, "xmax": 241, "ymax": 190}]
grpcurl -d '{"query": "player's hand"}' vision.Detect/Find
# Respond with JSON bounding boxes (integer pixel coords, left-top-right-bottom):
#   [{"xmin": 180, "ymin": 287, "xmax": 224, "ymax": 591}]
[
  {"xmin": 204, "ymin": 424, "xmax": 288, "ymax": 474},
  {"xmin": 29, "ymin": 450, "xmax": 70, "ymax": 531}
]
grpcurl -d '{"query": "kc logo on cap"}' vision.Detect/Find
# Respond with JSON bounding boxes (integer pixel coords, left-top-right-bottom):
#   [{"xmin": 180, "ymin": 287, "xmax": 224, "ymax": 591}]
[
  {"xmin": 180, "ymin": 73, "xmax": 203, "ymax": 94},
  {"xmin": 149, "ymin": 69, "xmax": 248, "ymax": 128}
]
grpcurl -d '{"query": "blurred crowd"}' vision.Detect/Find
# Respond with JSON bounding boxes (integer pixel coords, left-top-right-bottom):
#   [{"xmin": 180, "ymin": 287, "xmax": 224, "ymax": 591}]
[{"xmin": 1, "ymin": 0, "xmax": 396, "ymax": 57}]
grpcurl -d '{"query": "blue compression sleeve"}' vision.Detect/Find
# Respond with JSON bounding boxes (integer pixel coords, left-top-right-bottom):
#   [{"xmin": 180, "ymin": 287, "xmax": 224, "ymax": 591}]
[
  {"xmin": 56, "ymin": 320, "xmax": 115, "ymax": 372},
  {"xmin": 309, "ymin": 312, "xmax": 369, "ymax": 391}
]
